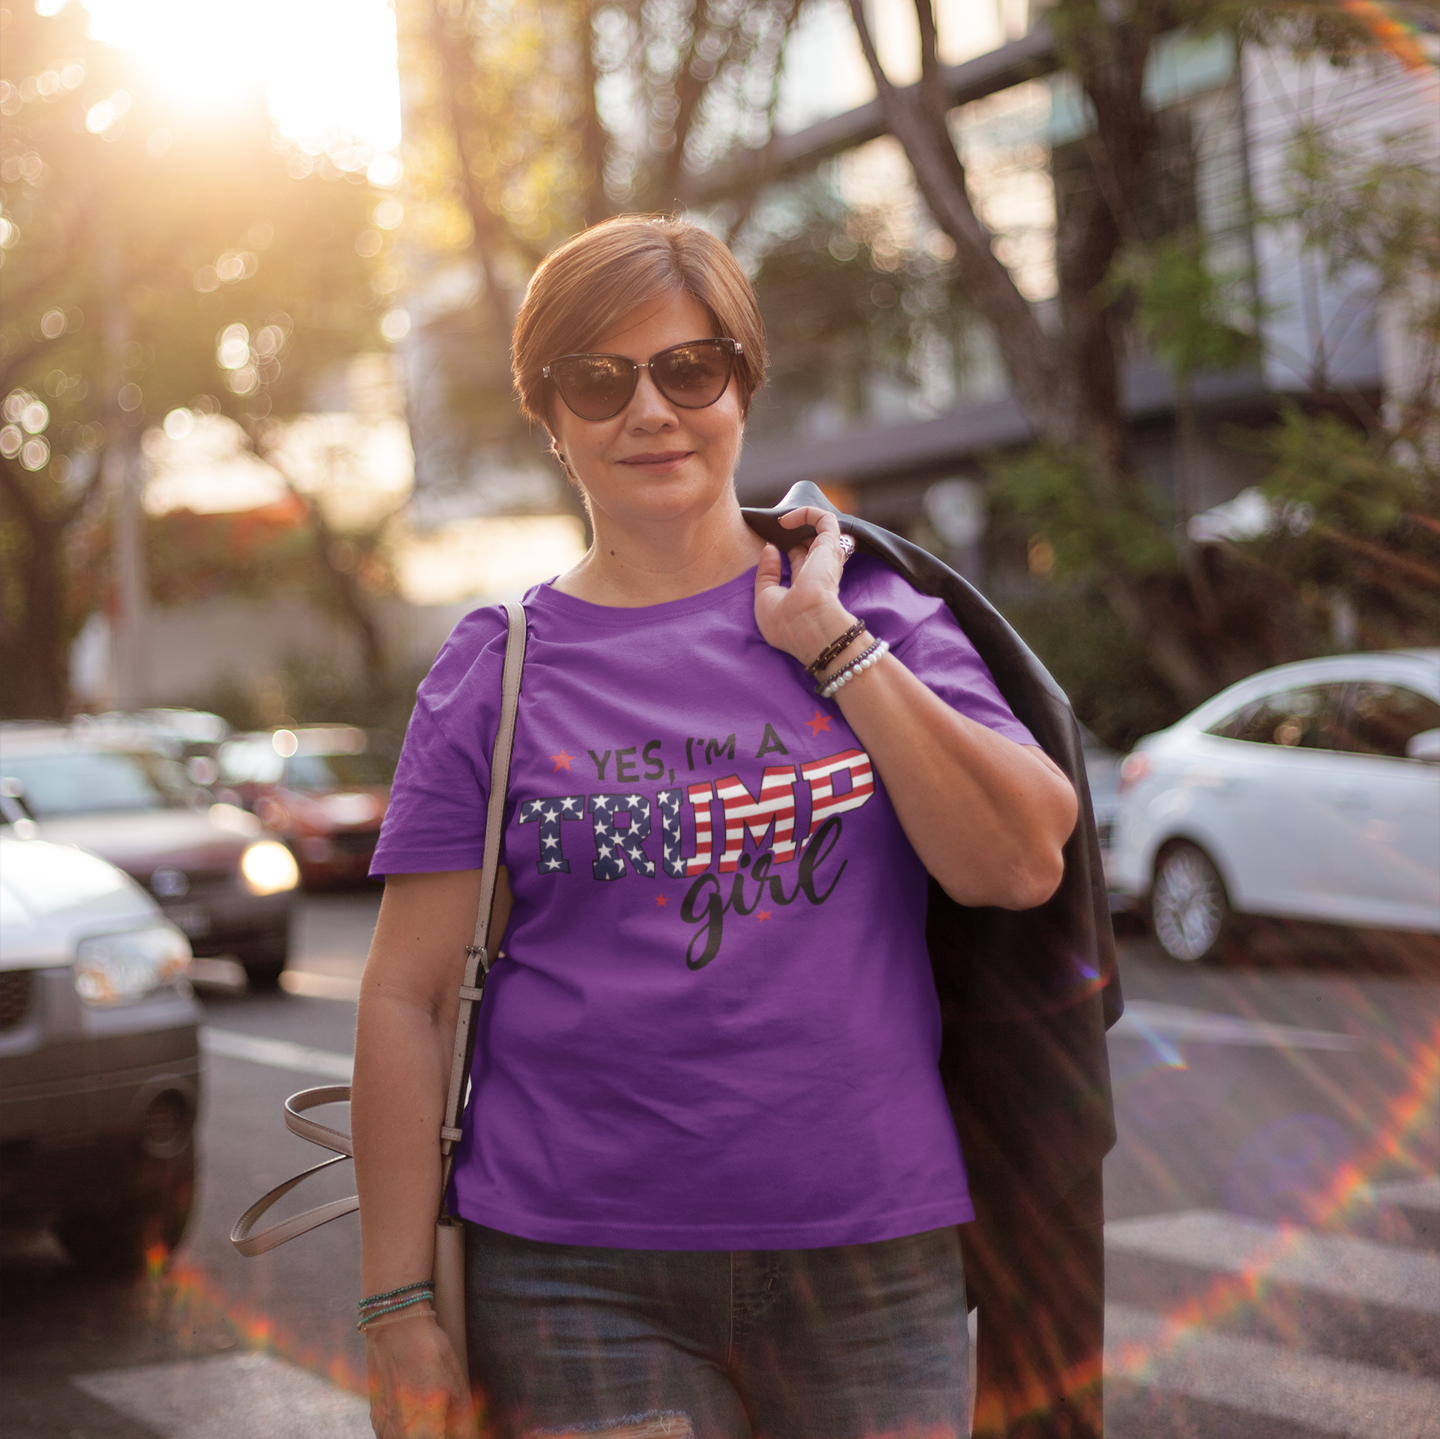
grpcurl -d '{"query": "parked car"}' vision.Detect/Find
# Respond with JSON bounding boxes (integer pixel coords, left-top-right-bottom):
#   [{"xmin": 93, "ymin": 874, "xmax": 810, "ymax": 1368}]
[
  {"xmin": 0, "ymin": 823, "xmax": 201, "ymax": 1273},
  {"xmin": 215, "ymin": 725, "xmax": 395, "ymax": 886},
  {"xmin": 1079, "ymin": 724, "xmax": 1122, "ymax": 867},
  {"xmin": 1109, "ymin": 650, "xmax": 1440, "ymax": 962},
  {"xmin": 0, "ymin": 724, "xmax": 299, "ymax": 989}
]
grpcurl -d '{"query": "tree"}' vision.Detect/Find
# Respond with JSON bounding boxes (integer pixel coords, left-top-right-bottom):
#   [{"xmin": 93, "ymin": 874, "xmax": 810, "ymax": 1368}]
[
  {"xmin": 838, "ymin": 0, "xmax": 1412, "ymax": 707},
  {"xmin": 0, "ymin": 1, "xmax": 384, "ymax": 717},
  {"xmin": 391, "ymin": 0, "xmax": 805, "ymax": 505}
]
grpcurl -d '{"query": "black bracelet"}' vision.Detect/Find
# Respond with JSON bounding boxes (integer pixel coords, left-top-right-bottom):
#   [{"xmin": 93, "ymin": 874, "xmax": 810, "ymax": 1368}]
[{"xmin": 804, "ymin": 620, "xmax": 866, "ymax": 677}]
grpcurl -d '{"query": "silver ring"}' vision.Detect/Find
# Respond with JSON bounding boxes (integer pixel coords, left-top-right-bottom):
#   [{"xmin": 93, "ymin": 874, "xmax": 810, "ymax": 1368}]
[{"xmin": 837, "ymin": 534, "xmax": 855, "ymax": 561}]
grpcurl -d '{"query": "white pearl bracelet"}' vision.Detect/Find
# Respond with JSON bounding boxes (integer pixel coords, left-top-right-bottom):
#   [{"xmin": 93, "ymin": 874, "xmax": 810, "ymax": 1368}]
[{"xmin": 817, "ymin": 639, "xmax": 889, "ymax": 699}]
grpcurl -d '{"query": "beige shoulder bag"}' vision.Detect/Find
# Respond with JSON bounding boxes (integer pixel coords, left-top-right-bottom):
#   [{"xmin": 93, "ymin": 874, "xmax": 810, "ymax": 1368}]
[{"xmin": 231, "ymin": 600, "xmax": 528, "ymax": 1374}]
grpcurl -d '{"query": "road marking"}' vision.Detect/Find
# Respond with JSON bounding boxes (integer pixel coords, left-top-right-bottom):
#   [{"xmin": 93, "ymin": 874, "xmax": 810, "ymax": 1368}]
[
  {"xmin": 1106, "ymin": 1209, "xmax": 1440, "ymax": 1315},
  {"xmin": 1110, "ymin": 999, "xmax": 1360, "ymax": 1050},
  {"xmin": 73, "ymin": 1352, "xmax": 369, "ymax": 1438},
  {"xmin": 280, "ymin": 968, "xmax": 363, "ymax": 1001},
  {"xmin": 201, "ymin": 1028, "xmax": 352, "ymax": 1080},
  {"xmin": 1372, "ymin": 1176, "xmax": 1440, "ymax": 1212},
  {"xmin": 1107, "ymin": 1301, "xmax": 1440, "ymax": 1439}
]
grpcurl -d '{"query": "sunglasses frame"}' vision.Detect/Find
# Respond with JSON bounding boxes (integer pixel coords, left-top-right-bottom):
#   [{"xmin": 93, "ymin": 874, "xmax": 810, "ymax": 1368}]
[{"xmin": 542, "ymin": 337, "xmax": 743, "ymax": 422}]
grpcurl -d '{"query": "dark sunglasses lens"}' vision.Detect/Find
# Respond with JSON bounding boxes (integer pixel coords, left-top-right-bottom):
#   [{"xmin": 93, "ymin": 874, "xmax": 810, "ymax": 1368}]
[
  {"xmin": 653, "ymin": 342, "xmax": 732, "ymax": 408},
  {"xmin": 553, "ymin": 356, "xmax": 635, "ymax": 419}
]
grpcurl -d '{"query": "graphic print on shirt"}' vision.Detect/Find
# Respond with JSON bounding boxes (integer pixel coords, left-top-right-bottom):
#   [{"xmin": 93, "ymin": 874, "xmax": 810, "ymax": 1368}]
[{"xmin": 518, "ymin": 726, "xmax": 875, "ymax": 971}]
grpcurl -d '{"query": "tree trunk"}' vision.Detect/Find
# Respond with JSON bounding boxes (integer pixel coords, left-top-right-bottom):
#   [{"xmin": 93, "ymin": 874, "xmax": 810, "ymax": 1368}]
[
  {"xmin": 425, "ymin": 0, "xmax": 518, "ymax": 335},
  {"xmin": 576, "ymin": 0, "xmax": 609, "ymax": 226},
  {"xmin": 0, "ymin": 462, "xmax": 73, "ymax": 718},
  {"xmin": 845, "ymin": 0, "xmax": 1221, "ymax": 705}
]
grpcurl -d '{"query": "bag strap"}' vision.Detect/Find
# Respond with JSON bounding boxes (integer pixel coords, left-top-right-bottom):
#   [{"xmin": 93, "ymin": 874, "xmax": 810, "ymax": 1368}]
[
  {"xmin": 231, "ymin": 601, "xmax": 528, "ymax": 1258},
  {"xmin": 437, "ymin": 600, "xmax": 527, "ymax": 1195}
]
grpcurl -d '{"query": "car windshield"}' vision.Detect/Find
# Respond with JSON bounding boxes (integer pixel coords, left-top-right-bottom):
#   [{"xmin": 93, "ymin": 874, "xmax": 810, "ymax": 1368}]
[
  {"xmin": 0, "ymin": 750, "xmax": 190, "ymax": 816},
  {"xmin": 283, "ymin": 751, "xmax": 395, "ymax": 791}
]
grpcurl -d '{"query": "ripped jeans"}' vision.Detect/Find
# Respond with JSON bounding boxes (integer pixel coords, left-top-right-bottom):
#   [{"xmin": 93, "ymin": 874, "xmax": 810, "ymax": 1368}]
[{"xmin": 465, "ymin": 1223, "xmax": 968, "ymax": 1439}]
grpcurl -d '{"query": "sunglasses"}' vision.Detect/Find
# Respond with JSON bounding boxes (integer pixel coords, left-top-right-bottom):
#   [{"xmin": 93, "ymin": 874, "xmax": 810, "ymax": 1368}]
[{"xmin": 542, "ymin": 337, "xmax": 742, "ymax": 422}]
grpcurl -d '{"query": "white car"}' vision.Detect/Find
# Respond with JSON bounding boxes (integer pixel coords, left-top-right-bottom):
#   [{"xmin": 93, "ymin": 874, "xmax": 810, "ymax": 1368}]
[
  {"xmin": 0, "ymin": 828, "xmax": 201, "ymax": 1271},
  {"xmin": 1109, "ymin": 650, "xmax": 1440, "ymax": 961}
]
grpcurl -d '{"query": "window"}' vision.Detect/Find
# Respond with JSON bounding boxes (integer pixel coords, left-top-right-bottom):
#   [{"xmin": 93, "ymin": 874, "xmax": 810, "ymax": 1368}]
[
  {"xmin": 1, "ymin": 750, "xmax": 189, "ymax": 816},
  {"xmin": 1342, "ymin": 683, "xmax": 1440, "ymax": 760},
  {"xmin": 1207, "ymin": 684, "xmax": 1349, "ymax": 750},
  {"xmin": 282, "ymin": 750, "xmax": 395, "ymax": 791}
]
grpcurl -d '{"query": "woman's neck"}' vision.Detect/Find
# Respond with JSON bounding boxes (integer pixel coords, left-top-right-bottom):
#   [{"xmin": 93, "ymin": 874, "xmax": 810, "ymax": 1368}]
[{"xmin": 553, "ymin": 497, "xmax": 766, "ymax": 607}]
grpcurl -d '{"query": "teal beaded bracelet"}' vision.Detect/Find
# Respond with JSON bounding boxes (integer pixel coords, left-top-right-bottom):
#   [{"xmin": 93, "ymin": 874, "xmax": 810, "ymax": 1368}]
[
  {"xmin": 356, "ymin": 1290, "xmax": 435, "ymax": 1332},
  {"xmin": 358, "ymin": 1279, "xmax": 434, "ymax": 1311}
]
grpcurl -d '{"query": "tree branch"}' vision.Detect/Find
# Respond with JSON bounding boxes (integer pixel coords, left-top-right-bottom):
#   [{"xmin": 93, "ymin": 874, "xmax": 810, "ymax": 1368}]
[
  {"xmin": 846, "ymin": 0, "xmax": 1068, "ymax": 434},
  {"xmin": 425, "ymin": 0, "xmax": 519, "ymax": 337}
]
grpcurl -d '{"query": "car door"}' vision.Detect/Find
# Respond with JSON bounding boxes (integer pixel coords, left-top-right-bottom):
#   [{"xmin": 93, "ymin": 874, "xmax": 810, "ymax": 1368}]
[
  {"xmin": 1321, "ymin": 679, "xmax": 1440, "ymax": 930},
  {"xmin": 1201, "ymin": 682, "xmax": 1354, "ymax": 920}
]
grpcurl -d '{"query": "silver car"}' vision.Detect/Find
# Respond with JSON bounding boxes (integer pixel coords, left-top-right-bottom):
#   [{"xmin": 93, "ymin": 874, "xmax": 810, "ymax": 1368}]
[
  {"xmin": 1, "ymin": 723, "xmax": 300, "ymax": 989},
  {"xmin": 1109, "ymin": 650, "xmax": 1440, "ymax": 961},
  {"xmin": 0, "ymin": 828, "xmax": 201, "ymax": 1272}
]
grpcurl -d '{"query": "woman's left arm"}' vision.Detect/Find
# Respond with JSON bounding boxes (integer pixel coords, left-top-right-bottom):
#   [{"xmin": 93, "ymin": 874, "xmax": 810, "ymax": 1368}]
[{"xmin": 755, "ymin": 508, "xmax": 1078, "ymax": 911}]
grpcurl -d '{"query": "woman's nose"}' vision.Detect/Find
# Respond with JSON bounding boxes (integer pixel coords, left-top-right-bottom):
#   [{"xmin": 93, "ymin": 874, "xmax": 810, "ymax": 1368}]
[{"xmin": 626, "ymin": 366, "xmax": 676, "ymax": 428}]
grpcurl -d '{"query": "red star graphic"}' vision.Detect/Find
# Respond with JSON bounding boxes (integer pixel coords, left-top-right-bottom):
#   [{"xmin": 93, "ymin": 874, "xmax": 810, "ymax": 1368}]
[
  {"xmin": 655, "ymin": 895, "xmax": 668, "ymax": 907},
  {"xmin": 803, "ymin": 710, "xmax": 832, "ymax": 737},
  {"xmin": 756, "ymin": 910, "xmax": 773, "ymax": 922},
  {"xmin": 551, "ymin": 750, "xmax": 574, "ymax": 773}
]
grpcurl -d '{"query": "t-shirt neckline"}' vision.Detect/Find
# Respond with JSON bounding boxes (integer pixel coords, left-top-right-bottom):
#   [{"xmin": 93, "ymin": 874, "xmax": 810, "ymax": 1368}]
[{"xmin": 530, "ymin": 565, "xmax": 758, "ymax": 627}]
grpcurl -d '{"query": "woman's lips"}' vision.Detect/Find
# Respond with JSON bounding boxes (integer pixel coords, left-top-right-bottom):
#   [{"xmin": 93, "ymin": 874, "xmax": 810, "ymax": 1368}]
[{"xmin": 619, "ymin": 449, "xmax": 692, "ymax": 469}]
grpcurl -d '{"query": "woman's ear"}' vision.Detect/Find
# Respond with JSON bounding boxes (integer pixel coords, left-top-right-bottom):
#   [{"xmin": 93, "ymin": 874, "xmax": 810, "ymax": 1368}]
[{"xmin": 548, "ymin": 433, "xmax": 579, "ymax": 488}]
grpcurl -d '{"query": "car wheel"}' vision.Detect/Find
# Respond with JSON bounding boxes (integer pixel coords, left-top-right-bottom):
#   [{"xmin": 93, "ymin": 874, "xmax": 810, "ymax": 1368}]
[
  {"xmin": 238, "ymin": 935, "xmax": 289, "ymax": 992},
  {"xmin": 1151, "ymin": 842, "xmax": 1231, "ymax": 963},
  {"xmin": 55, "ymin": 1148, "xmax": 195, "ymax": 1276}
]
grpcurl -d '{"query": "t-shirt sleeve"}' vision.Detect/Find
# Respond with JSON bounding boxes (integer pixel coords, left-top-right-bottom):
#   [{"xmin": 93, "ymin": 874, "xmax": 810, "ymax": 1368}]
[
  {"xmin": 845, "ymin": 558, "xmax": 1037, "ymax": 748},
  {"xmin": 369, "ymin": 608, "xmax": 506, "ymax": 877}
]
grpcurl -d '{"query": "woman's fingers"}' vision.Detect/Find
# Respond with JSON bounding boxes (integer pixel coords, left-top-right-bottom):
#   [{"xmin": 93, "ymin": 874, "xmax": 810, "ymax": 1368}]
[
  {"xmin": 366, "ymin": 1319, "xmax": 477, "ymax": 1438},
  {"xmin": 776, "ymin": 508, "xmax": 848, "ymax": 581}
]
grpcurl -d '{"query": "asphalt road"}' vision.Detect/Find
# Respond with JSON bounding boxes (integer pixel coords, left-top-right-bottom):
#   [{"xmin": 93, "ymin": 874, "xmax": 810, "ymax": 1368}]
[{"xmin": 3, "ymin": 894, "xmax": 1437, "ymax": 1439}]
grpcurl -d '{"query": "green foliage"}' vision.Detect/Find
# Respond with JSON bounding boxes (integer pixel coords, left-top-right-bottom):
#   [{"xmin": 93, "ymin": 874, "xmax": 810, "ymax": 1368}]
[
  {"xmin": 1254, "ymin": 406, "xmax": 1431, "ymax": 535},
  {"xmin": 0, "ymin": 2, "xmax": 387, "ymax": 715},
  {"xmin": 1281, "ymin": 124, "xmax": 1440, "ymax": 296},
  {"xmin": 988, "ymin": 442, "xmax": 1178, "ymax": 580},
  {"xmin": 747, "ymin": 195, "xmax": 973, "ymax": 441},
  {"xmin": 1112, "ymin": 236, "xmax": 1260, "ymax": 384},
  {"xmin": 1002, "ymin": 580, "xmax": 1184, "ymax": 750},
  {"xmin": 1231, "ymin": 406, "xmax": 1440, "ymax": 649}
]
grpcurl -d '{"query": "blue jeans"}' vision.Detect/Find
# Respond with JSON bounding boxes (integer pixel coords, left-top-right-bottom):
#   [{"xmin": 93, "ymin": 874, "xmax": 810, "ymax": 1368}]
[{"xmin": 465, "ymin": 1223, "xmax": 968, "ymax": 1439}]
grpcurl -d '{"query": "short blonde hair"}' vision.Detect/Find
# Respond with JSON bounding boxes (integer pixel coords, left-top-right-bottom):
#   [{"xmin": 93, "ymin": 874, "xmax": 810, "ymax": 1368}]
[{"xmin": 512, "ymin": 215, "xmax": 766, "ymax": 426}]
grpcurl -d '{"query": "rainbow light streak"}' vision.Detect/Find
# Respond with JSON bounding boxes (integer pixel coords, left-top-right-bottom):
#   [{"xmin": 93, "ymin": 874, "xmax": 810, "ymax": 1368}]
[
  {"xmin": 1339, "ymin": 0, "xmax": 1436, "ymax": 72},
  {"xmin": 1108, "ymin": 1018, "xmax": 1440, "ymax": 1389},
  {"xmin": 140, "ymin": 1254, "xmax": 366, "ymax": 1398}
]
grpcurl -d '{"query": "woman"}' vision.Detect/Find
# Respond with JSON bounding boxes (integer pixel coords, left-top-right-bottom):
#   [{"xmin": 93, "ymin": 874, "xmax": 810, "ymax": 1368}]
[{"xmin": 352, "ymin": 214, "xmax": 1078, "ymax": 1439}]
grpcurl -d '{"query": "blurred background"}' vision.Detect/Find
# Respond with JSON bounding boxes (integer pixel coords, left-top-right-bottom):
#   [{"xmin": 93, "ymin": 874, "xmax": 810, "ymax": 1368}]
[
  {"xmin": 1, "ymin": 3, "xmax": 1437, "ymax": 1437},
  {"xmin": 1, "ymin": 0, "xmax": 1434, "ymax": 745}
]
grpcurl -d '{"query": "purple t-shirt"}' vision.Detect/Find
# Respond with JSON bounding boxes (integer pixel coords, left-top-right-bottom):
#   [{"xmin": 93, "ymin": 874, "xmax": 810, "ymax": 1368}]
[{"xmin": 372, "ymin": 554, "xmax": 1035, "ymax": 1250}]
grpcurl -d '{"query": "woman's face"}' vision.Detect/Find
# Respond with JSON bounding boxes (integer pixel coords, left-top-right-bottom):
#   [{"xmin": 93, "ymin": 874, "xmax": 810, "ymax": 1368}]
[{"xmin": 548, "ymin": 289, "xmax": 745, "ymax": 536}]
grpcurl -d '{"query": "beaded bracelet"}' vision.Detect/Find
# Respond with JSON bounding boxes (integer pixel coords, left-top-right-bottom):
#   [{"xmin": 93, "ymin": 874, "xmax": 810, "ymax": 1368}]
[
  {"xmin": 358, "ymin": 1307, "xmax": 437, "ymax": 1336},
  {"xmin": 358, "ymin": 1279, "xmax": 433, "ymax": 1312},
  {"xmin": 817, "ymin": 639, "xmax": 889, "ymax": 699},
  {"xmin": 356, "ymin": 1290, "xmax": 435, "ymax": 1332},
  {"xmin": 804, "ymin": 620, "xmax": 866, "ymax": 677}
]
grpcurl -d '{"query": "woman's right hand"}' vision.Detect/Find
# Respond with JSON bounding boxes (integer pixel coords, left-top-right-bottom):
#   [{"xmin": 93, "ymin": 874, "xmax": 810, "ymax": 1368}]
[{"xmin": 366, "ymin": 1315, "xmax": 476, "ymax": 1439}]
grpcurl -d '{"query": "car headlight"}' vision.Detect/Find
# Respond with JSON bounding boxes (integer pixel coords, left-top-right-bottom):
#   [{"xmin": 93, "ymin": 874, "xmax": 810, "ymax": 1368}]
[
  {"xmin": 75, "ymin": 926, "xmax": 193, "ymax": 1007},
  {"xmin": 240, "ymin": 840, "xmax": 300, "ymax": 896}
]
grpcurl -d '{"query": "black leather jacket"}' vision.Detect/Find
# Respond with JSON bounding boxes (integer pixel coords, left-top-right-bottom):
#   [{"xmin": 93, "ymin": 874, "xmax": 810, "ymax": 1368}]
[{"xmin": 743, "ymin": 483, "xmax": 1121, "ymax": 1248}]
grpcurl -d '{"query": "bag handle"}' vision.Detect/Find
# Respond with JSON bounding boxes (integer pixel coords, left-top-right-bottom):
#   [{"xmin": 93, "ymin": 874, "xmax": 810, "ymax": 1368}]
[
  {"xmin": 230, "ymin": 601, "xmax": 528, "ymax": 1258},
  {"xmin": 438, "ymin": 600, "xmax": 527, "ymax": 1192}
]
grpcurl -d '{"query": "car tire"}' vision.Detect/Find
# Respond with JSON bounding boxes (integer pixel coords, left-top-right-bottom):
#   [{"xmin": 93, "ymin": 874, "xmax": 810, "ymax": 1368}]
[
  {"xmin": 238, "ymin": 935, "xmax": 289, "ymax": 992},
  {"xmin": 55, "ymin": 1147, "xmax": 195, "ymax": 1276},
  {"xmin": 1151, "ymin": 842, "xmax": 1232, "ymax": 963}
]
